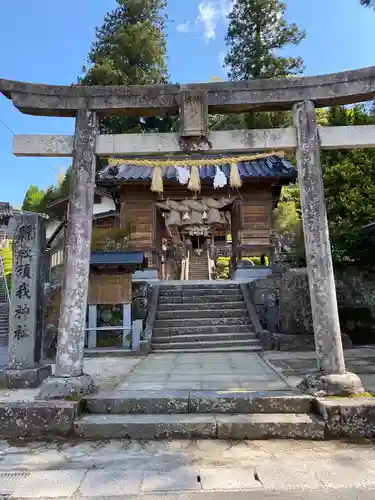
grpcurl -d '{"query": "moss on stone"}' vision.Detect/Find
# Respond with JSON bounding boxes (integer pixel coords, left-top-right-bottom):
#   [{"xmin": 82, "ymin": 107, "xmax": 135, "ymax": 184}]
[{"xmin": 327, "ymin": 392, "xmax": 374, "ymax": 399}]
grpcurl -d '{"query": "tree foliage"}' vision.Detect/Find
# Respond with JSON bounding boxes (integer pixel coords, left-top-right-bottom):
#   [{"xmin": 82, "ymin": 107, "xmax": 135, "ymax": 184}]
[
  {"xmin": 22, "ymin": 185, "xmax": 47, "ymax": 212},
  {"xmin": 322, "ymin": 104, "xmax": 375, "ymax": 267},
  {"xmin": 361, "ymin": 0, "xmax": 375, "ymax": 7},
  {"xmin": 273, "ymin": 184, "xmax": 305, "ymax": 266},
  {"xmin": 21, "ymin": 166, "xmax": 72, "ymax": 213},
  {"xmin": 79, "ymin": 0, "xmax": 171, "ymax": 134},
  {"xmin": 224, "ymin": 0, "xmax": 306, "ymax": 129},
  {"xmin": 225, "ymin": 0, "xmax": 306, "ymax": 80}
]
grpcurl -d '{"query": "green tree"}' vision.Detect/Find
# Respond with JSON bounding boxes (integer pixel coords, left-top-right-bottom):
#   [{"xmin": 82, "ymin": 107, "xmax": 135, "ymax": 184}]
[
  {"xmin": 361, "ymin": 0, "xmax": 375, "ymax": 7},
  {"xmin": 21, "ymin": 165, "xmax": 73, "ymax": 214},
  {"xmin": 322, "ymin": 104, "xmax": 375, "ymax": 267},
  {"xmin": 79, "ymin": 0, "xmax": 171, "ymax": 134},
  {"xmin": 22, "ymin": 185, "xmax": 46, "ymax": 212},
  {"xmin": 224, "ymin": 0, "xmax": 306, "ymax": 129},
  {"xmin": 58, "ymin": 166, "xmax": 72, "ymax": 198},
  {"xmin": 225, "ymin": 0, "xmax": 305, "ymax": 80},
  {"xmin": 273, "ymin": 184, "xmax": 305, "ymax": 265}
]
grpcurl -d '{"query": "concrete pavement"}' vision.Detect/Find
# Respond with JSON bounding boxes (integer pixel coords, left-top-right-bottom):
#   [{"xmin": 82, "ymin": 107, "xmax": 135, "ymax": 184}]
[{"xmin": 0, "ymin": 440, "xmax": 375, "ymax": 497}]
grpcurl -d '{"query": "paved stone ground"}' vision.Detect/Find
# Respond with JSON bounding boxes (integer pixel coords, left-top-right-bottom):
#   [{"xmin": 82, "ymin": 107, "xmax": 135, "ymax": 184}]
[
  {"xmin": 264, "ymin": 347, "xmax": 375, "ymax": 393},
  {"xmin": 0, "ymin": 347, "xmax": 374, "ymax": 400},
  {"xmin": 0, "ymin": 439, "xmax": 375, "ymax": 497},
  {"xmin": 0, "ymin": 356, "xmax": 144, "ymax": 402},
  {"xmin": 117, "ymin": 352, "xmax": 290, "ymax": 391}
]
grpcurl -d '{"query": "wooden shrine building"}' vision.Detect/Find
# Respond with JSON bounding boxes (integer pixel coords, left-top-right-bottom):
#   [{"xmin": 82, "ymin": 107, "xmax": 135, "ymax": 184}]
[{"xmin": 46, "ymin": 153, "xmax": 296, "ymax": 283}]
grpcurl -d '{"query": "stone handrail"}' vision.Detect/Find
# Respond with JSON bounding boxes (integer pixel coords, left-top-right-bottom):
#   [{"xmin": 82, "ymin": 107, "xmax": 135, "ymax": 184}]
[
  {"xmin": 141, "ymin": 284, "xmax": 160, "ymax": 354},
  {"xmin": 207, "ymin": 247, "xmax": 214, "ymax": 281},
  {"xmin": 239, "ymin": 283, "xmax": 264, "ymax": 338},
  {"xmin": 185, "ymin": 250, "xmax": 190, "ymax": 281},
  {"xmin": 180, "ymin": 257, "xmax": 186, "ymax": 281},
  {"xmin": 2, "ymin": 66, "xmax": 375, "ymax": 116}
]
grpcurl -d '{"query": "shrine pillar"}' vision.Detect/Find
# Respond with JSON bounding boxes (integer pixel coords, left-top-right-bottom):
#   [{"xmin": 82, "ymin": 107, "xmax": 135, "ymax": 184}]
[
  {"xmin": 39, "ymin": 108, "xmax": 97, "ymax": 399},
  {"xmin": 293, "ymin": 100, "xmax": 364, "ymax": 396}
]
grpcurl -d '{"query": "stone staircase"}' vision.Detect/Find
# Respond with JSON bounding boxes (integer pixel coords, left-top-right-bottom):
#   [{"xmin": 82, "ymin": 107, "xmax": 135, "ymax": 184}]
[
  {"xmin": 152, "ymin": 282, "xmax": 262, "ymax": 353},
  {"xmin": 75, "ymin": 390, "xmax": 326, "ymax": 440},
  {"xmin": 188, "ymin": 254, "xmax": 209, "ymax": 280}
]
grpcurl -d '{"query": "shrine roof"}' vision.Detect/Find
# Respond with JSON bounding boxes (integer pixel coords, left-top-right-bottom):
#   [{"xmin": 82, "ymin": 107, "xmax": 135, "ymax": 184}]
[
  {"xmin": 90, "ymin": 251, "xmax": 147, "ymax": 268},
  {"xmin": 96, "ymin": 154, "xmax": 296, "ymax": 185}
]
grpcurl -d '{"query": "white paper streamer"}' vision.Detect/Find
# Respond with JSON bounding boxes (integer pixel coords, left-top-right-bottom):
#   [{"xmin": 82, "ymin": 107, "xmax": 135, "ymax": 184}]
[
  {"xmin": 176, "ymin": 166, "xmax": 190, "ymax": 185},
  {"xmin": 213, "ymin": 165, "xmax": 227, "ymax": 189}
]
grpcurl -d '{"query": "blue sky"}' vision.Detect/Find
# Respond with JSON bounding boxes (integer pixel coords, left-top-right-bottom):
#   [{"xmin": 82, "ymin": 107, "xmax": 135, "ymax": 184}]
[{"xmin": 0, "ymin": 0, "xmax": 374, "ymax": 206}]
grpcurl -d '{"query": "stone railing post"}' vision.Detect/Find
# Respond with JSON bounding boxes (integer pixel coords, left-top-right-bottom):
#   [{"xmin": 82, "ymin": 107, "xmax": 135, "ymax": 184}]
[
  {"xmin": 39, "ymin": 108, "xmax": 97, "ymax": 399},
  {"xmin": 293, "ymin": 100, "xmax": 364, "ymax": 396}
]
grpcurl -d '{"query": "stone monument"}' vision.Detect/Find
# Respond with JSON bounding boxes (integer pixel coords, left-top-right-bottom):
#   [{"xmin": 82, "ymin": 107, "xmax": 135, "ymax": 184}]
[{"xmin": 6, "ymin": 213, "xmax": 51, "ymax": 388}]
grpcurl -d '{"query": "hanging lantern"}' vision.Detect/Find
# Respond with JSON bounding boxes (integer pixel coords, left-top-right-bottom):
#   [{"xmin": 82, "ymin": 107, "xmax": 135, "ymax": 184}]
[
  {"xmin": 202, "ymin": 210, "xmax": 208, "ymax": 221},
  {"xmin": 182, "ymin": 211, "xmax": 190, "ymax": 221}
]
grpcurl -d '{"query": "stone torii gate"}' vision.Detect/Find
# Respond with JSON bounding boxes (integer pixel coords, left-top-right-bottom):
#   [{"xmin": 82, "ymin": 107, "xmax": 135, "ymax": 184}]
[{"xmin": 2, "ymin": 67, "xmax": 375, "ymax": 398}]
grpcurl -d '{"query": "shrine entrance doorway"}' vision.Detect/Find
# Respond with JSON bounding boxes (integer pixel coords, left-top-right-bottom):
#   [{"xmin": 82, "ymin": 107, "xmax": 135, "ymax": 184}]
[{"xmin": 157, "ymin": 197, "xmax": 233, "ymax": 280}]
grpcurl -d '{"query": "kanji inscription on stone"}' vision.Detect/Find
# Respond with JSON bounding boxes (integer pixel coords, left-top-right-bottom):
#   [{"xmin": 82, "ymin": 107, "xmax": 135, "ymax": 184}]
[{"xmin": 8, "ymin": 213, "xmax": 45, "ymax": 370}]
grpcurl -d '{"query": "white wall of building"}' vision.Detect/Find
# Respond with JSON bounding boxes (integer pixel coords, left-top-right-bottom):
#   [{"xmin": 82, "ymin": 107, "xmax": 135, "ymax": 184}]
[
  {"xmin": 46, "ymin": 219, "xmax": 61, "ymax": 240},
  {"xmin": 47, "ymin": 195, "xmax": 116, "ymax": 269},
  {"xmin": 46, "ymin": 196, "xmax": 116, "ymax": 239},
  {"xmin": 93, "ymin": 196, "xmax": 116, "ymax": 215}
]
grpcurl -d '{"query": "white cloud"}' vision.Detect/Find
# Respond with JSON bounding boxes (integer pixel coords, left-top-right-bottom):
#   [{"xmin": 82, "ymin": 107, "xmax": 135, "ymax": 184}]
[
  {"xmin": 176, "ymin": 0, "xmax": 234, "ymax": 42},
  {"xmin": 176, "ymin": 21, "xmax": 192, "ymax": 33},
  {"xmin": 198, "ymin": 3, "xmax": 218, "ymax": 40}
]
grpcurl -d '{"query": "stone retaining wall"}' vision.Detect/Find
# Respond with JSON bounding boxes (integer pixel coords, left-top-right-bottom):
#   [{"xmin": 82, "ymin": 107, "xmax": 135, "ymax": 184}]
[{"xmin": 248, "ymin": 266, "xmax": 375, "ymax": 350}]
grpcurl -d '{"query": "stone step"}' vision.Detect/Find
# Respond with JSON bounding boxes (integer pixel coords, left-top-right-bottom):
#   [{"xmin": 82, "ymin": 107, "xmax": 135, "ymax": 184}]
[
  {"xmin": 153, "ymin": 324, "xmax": 254, "ymax": 336},
  {"xmin": 83, "ymin": 390, "xmax": 313, "ymax": 415},
  {"xmin": 156, "ymin": 308, "xmax": 249, "ymax": 320},
  {"xmin": 0, "ymin": 335, "xmax": 8, "ymax": 346},
  {"xmin": 153, "ymin": 333, "xmax": 258, "ymax": 344},
  {"xmin": 151, "ymin": 346, "xmax": 262, "ymax": 353},
  {"xmin": 152, "ymin": 339, "xmax": 261, "ymax": 351},
  {"xmin": 159, "ymin": 294, "xmax": 243, "ymax": 304},
  {"xmin": 154, "ymin": 317, "xmax": 252, "ymax": 329},
  {"xmin": 158, "ymin": 301, "xmax": 247, "ymax": 311},
  {"xmin": 73, "ymin": 412, "xmax": 325, "ymax": 440},
  {"xmin": 159, "ymin": 287, "xmax": 241, "ymax": 297},
  {"xmin": 158, "ymin": 283, "xmax": 240, "ymax": 289}
]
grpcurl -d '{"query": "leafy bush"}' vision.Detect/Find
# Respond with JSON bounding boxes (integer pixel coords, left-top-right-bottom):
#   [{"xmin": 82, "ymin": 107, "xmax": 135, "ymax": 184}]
[
  {"xmin": 216, "ymin": 256, "xmax": 269, "ymax": 267},
  {"xmin": 0, "ymin": 248, "xmax": 12, "ymax": 275},
  {"xmin": 0, "ymin": 247, "xmax": 12, "ymax": 292}
]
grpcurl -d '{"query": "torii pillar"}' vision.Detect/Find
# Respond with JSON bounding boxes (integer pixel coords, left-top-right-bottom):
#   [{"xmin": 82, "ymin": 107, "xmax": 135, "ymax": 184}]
[
  {"xmin": 293, "ymin": 101, "xmax": 364, "ymax": 396},
  {"xmin": 39, "ymin": 109, "xmax": 97, "ymax": 399}
]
